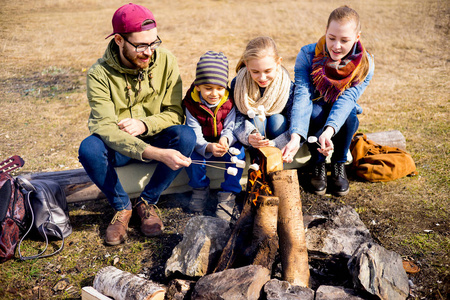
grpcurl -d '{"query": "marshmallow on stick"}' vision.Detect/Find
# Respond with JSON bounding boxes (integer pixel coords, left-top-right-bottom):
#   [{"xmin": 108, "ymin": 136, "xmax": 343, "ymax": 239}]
[
  {"xmin": 229, "ymin": 147, "xmax": 241, "ymax": 156},
  {"xmin": 235, "ymin": 159, "xmax": 246, "ymax": 169},
  {"xmin": 249, "ymin": 163, "xmax": 259, "ymax": 171},
  {"xmin": 307, "ymin": 136, "xmax": 321, "ymax": 147},
  {"xmin": 258, "ymin": 112, "xmax": 266, "ymax": 122},
  {"xmin": 257, "ymin": 105, "xmax": 265, "ymax": 115},
  {"xmin": 227, "ymin": 167, "xmax": 238, "ymax": 176}
]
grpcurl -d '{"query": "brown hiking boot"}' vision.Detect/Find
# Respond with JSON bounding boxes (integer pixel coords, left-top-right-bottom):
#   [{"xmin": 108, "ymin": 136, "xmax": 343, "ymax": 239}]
[
  {"xmin": 135, "ymin": 199, "xmax": 164, "ymax": 237},
  {"xmin": 105, "ymin": 209, "xmax": 132, "ymax": 246}
]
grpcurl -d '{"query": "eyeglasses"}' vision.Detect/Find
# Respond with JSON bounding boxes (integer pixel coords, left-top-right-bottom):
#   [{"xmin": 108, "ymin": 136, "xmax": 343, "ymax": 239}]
[{"xmin": 120, "ymin": 34, "xmax": 162, "ymax": 53}]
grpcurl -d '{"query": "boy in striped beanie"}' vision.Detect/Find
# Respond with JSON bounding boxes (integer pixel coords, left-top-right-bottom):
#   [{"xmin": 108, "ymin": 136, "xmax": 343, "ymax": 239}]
[{"xmin": 183, "ymin": 51, "xmax": 245, "ymax": 222}]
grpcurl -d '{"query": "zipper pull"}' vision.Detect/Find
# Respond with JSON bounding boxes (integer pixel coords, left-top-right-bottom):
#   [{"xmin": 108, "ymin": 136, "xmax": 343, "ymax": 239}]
[
  {"xmin": 148, "ymin": 73, "xmax": 153, "ymax": 89},
  {"xmin": 126, "ymin": 85, "xmax": 132, "ymax": 98}
]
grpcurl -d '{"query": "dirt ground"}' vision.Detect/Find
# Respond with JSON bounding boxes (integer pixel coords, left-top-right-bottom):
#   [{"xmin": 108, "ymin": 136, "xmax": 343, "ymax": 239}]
[{"xmin": 1, "ymin": 166, "xmax": 447, "ymax": 299}]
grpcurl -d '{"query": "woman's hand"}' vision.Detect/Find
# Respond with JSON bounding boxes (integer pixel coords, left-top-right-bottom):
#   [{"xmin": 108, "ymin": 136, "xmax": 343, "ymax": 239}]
[
  {"xmin": 282, "ymin": 134, "xmax": 301, "ymax": 163},
  {"xmin": 248, "ymin": 132, "xmax": 272, "ymax": 148},
  {"xmin": 318, "ymin": 126, "xmax": 334, "ymax": 157}
]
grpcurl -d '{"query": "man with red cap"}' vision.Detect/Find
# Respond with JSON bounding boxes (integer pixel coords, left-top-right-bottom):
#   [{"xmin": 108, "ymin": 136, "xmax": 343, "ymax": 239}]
[{"xmin": 79, "ymin": 3, "xmax": 196, "ymax": 245}]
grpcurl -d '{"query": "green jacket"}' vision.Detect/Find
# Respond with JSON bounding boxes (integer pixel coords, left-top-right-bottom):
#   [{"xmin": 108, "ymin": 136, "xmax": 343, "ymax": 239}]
[{"xmin": 86, "ymin": 39, "xmax": 183, "ymax": 161}]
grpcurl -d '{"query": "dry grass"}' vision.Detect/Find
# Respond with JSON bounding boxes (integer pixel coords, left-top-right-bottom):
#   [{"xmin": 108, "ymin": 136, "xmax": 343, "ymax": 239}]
[{"xmin": 0, "ymin": 0, "xmax": 449, "ymax": 298}]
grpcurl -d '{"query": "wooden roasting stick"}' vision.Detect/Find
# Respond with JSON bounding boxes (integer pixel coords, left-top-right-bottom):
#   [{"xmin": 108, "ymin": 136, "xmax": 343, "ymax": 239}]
[
  {"xmin": 268, "ymin": 169, "xmax": 310, "ymax": 287},
  {"xmin": 93, "ymin": 266, "xmax": 165, "ymax": 300}
]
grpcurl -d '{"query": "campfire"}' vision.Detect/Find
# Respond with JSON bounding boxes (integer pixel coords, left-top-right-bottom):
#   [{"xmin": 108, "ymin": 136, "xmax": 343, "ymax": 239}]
[
  {"xmin": 87, "ymin": 146, "xmax": 311, "ymax": 299},
  {"xmin": 214, "ymin": 146, "xmax": 310, "ymax": 287}
]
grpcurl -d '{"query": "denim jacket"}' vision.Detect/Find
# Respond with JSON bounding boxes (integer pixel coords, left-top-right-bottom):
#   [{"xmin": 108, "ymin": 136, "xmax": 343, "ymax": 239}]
[{"xmin": 291, "ymin": 43, "xmax": 375, "ymax": 139}]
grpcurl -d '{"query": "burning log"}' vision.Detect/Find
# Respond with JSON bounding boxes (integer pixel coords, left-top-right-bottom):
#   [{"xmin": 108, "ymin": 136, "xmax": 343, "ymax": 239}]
[
  {"xmin": 213, "ymin": 178, "xmax": 265, "ymax": 272},
  {"xmin": 93, "ymin": 266, "xmax": 165, "ymax": 300},
  {"xmin": 214, "ymin": 147, "xmax": 279, "ymax": 272},
  {"xmin": 214, "ymin": 147, "xmax": 310, "ymax": 286},
  {"xmin": 249, "ymin": 195, "xmax": 279, "ymax": 272},
  {"xmin": 269, "ymin": 169, "xmax": 310, "ymax": 287}
]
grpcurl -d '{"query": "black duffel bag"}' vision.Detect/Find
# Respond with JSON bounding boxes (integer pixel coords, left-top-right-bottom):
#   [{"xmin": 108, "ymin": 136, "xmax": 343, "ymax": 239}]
[{"xmin": 17, "ymin": 177, "xmax": 72, "ymax": 260}]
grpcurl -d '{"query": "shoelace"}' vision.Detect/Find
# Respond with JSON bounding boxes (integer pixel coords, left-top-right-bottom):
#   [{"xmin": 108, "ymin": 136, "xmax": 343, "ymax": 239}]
[
  {"xmin": 142, "ymin": 203, "xmax": 161, "ymax": 219},
  {"xmin": 334, "ymin": 164, "xmax": 345, "ymax": 178},
  {"xmin": 314, "ymin": 164, "xmax": 326, "ymax": 177},
  {"xmin": 110, "ymin": 210, "xmax": 129, "ymax": 225}
]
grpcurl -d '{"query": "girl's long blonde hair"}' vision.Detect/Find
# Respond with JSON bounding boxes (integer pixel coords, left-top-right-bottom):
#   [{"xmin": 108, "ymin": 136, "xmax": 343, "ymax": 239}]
[
  {"xmin": 327, "ymin": 6, "xmax": 370, "ymax": 83},
  {"xmin": 235, "ymin": 36, "xmax": 281, "ymax": 73}
]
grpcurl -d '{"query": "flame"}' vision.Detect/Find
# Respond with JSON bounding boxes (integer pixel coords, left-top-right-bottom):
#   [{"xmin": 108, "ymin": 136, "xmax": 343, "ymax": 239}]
[
  {"xmin": 248, "ymin": 169, "xmax": 272, "ymax": 205},
  {"xmin": 249, "ymin": 169, "xmax": 262, "ymax": 186}
]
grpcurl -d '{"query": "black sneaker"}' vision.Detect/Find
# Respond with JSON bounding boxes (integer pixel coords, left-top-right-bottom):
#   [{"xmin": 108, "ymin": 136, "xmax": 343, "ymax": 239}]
[
  {"xmin": 331, "ymin": 163, "xmax": 349, "ymax": 196},
  {"xmin": 311, "ymin": 163, "xmax": 327, "ymax": 195}
]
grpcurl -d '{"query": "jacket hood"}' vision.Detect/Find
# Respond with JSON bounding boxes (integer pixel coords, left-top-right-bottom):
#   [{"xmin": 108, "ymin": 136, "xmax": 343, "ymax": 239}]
[{"xmin": 102, "ymin": 39, "xmax": 157, "ymax": 75}]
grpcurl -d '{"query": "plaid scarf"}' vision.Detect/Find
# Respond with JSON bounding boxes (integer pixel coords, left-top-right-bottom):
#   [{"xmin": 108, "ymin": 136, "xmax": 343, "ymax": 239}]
[{"xmin": 311, "ymin": 35, "xmax": 365, "ymax": 103}]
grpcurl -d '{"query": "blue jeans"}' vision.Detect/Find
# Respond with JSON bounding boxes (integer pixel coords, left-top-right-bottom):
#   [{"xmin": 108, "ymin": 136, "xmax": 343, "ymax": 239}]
[
  {"xmin": 186, "ymin": 143, "xmax": 245, "ymax": 194},
  {"xmin": 78, "ymin": 125, "xmax": 196, "ymax": 211},
  {"xmin": 252, "ymin": 113, "xmax": 288, "ymax": 140},
  {"xmin": 308, "ymin": 105, "xmax": 359, "ymax": 164}
]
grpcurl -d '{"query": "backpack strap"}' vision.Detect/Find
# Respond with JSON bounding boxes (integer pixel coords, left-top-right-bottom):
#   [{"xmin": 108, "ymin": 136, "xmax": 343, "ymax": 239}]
[{"xmin": 17, "ymin": 178, "xmax": 65, "ymax": 261}]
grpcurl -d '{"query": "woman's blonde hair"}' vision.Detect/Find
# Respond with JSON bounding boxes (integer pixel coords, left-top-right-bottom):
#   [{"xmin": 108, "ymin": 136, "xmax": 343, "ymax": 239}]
[
  {"xmin": 235, "ymin": 36, "xmax": 281, "ymax": 73},
  {"xmin": 327, "ymin": 6, "xmax": 370, "ymax": 83}
]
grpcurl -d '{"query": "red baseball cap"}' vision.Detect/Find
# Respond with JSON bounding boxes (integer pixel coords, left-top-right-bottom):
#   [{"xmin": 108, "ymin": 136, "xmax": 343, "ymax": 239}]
[{"xmin": 105, "ymin": 3, "xmax": 157, "ymax": 39}]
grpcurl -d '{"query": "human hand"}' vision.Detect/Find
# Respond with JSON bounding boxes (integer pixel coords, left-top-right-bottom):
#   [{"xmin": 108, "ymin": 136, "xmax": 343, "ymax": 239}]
[
  {"xmin": 282, "ymin": 134, "xmax": 301, "ymax": 163},
  {"xmin": 248, "ymin": 132, "xmax": 271, "ymax": 148},
  {"xmin": 218, "ymin": 136, "xmax": 229, "ymax": 150},
  {"xmin": 207, "ymin": 143, "xmax": 228, "ymax": 157},
  {"xmin": 158, "ymin": 149, "xmax": 192, "ymax": 170},
  {"xmin": 118, "ymin": 118, "xmax": 147, "ymax": 136},
  {"xmin": 317, "ymin": 127, "xmax": 334, "ymax": 157}
]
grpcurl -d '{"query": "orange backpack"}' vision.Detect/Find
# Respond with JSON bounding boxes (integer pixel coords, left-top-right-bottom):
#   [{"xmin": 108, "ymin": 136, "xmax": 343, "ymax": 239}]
[{"xmin": 350, "ymin": 133, "xmax": 417, "ymax": 182}]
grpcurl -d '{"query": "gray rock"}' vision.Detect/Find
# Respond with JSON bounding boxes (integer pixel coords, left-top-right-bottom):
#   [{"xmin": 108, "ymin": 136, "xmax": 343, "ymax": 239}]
[
  {"xmin": 264, "ymin": 279, "xmax": 314, "ymax": 300},
  {"xmin": 191, "ymin": 265, "xmax": 270, "ymax": 300},
  {"xmin": 166, "ymin": 279, "xmax": 196, "ymax": 300},
  {"xmin": 315, "ymin": 285, "xmax": 365, "ymax": 300},
  {"xmin": 305, "ymin": 206, "xmax": 372, "ymax": 257},
  {"xmin": 348, "ymin": 242, "xmax": 409, "ymax": 300},
  {"xmin": 165, "ymin": 216, "xmax": 231, "ymax": 277}
]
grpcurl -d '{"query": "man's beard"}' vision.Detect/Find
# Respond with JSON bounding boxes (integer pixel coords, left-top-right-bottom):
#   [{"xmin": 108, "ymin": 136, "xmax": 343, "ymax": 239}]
[{"xmin": 122, "ymin": 45, "xmax": 151, "ymax": 69}]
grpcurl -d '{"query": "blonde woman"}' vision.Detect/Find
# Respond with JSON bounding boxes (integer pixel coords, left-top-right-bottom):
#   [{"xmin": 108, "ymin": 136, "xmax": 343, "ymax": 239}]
[{"xmin": 232, "ymin": 36, "xmax": 301, "ymax": 163}]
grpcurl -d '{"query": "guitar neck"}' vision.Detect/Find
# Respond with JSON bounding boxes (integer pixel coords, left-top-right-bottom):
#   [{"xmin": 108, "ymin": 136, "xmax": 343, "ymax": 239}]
[{"xmin": 0, "ymin": 155, "xmax": 25, "ymax": 175}]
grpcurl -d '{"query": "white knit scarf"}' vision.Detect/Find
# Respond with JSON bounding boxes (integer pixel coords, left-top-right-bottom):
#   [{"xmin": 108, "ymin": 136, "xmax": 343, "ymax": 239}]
[{"xmin": 234, "ymin": 65, "xmax": 291, "ymax": 116}]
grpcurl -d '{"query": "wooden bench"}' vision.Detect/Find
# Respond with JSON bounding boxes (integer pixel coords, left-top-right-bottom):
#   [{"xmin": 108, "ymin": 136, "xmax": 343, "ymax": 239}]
[{"xmin": 20, "ymin": 131, "xmax": 405, "ymax": 203}]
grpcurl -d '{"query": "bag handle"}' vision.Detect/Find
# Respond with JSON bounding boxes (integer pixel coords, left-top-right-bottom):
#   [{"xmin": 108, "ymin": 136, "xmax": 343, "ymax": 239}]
[{"xmin": 17, "ymin": 178, "xmax": 65, "ymax": 261}]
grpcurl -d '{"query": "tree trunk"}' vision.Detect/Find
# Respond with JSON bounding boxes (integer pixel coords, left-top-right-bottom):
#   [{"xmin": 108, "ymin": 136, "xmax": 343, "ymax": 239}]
[
  {"xmin": 213, "ymin": 180, "xmax": 263, "ymax": 273},
  {"xmin": 250, "ymin": 195, "xmax": 279, "ymax": 272},
  {"xmin": 93, "ymin": 266, "xmax": 165, "ymax": 300},
  {"xmin": 268, "ymin": 169, "xmax": 310, "ymax": 287}
]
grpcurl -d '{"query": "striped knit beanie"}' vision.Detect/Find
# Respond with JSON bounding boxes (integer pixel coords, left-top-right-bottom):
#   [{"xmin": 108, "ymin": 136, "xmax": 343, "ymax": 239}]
[{"xmin": 194, "ymin": 51, "xmax": 229, "ymax": 88}]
